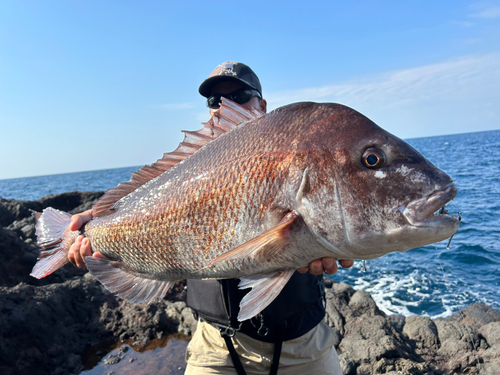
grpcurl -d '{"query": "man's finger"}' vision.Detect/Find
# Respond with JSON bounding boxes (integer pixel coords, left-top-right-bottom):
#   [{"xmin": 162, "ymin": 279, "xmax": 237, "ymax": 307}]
[
  {"xmin": 81, "ymin": 238, "xmax": 92, "ymax": 258},
  {"xmin": 339, "ymin": 259, "xmax": 354, "ymax": 269},
  {"xmin": 72, "ymin": 236, "xmax": 86, "ymax": 269},
  {"xmin": 73, "ymin": 238, "xmax": 93, "ymax": 270},
  {"xmin": 69, "ymin": 210, "xmax": 93, "ymax": 232},
  {"xmin": 322, "ymin": 258, "xmax": 338, "ymax": 275},
  {"xmin": 93, "ymin": 252, "xmax": 112, "ymax": 261},
  {"xmin": 68, "ymin": 239, "xmax": 79, "ymax": 267},
  {"xmin": 308, "ymin": 259, "xmax": 324, "ymax": 276},
  {"xmin": 297, "ymin": 266, "xmax": 309, "ymax": 274}
]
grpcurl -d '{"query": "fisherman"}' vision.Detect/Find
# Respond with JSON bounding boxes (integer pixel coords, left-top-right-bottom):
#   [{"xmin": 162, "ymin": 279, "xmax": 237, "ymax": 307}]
[{"xmin": 66, "ymin": 61, "xmax": 353, "ymax": 375}]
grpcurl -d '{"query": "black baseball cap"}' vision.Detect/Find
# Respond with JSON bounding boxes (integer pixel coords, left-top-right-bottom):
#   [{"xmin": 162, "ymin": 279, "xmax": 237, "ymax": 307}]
[{"xmin": 199, "ymin": 62, "xmax": 262, "ymax": 98}]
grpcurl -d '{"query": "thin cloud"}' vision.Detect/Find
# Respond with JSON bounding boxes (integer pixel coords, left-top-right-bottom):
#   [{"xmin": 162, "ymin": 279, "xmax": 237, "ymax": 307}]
[
  {"xmin": 470, "ymin": 5, "xmax": 500, "ymax": 19},
  {"xmin": 266, "ymin": 53, "xmax": 500, "ymax": 111},
  {"xmin": 449, "ymin": 20, "xmax": 475, "ymax": 27}
]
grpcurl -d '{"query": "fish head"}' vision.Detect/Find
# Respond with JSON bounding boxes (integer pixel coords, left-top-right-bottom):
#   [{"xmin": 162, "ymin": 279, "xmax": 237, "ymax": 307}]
[{"xmin": 293, "ymin": 103, "xmax": 460, "ymax": 260}]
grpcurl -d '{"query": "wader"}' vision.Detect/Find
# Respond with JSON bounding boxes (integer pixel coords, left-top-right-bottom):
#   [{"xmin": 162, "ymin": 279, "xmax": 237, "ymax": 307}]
[{"xmin": 186, "ymin": 272, "xmax": 326, "ymax": 375}]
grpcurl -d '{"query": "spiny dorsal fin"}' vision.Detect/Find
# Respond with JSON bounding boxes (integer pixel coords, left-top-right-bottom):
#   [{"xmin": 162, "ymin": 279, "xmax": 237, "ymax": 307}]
[{"xmin": 92, "ymin": 98, "xmax": 264, "ymax": 218}]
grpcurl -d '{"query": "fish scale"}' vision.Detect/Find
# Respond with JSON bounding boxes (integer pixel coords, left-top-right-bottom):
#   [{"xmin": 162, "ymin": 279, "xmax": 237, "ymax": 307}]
[{"xmin": 87, "ymin": 153, "xmax": 284, "ymax": 276}]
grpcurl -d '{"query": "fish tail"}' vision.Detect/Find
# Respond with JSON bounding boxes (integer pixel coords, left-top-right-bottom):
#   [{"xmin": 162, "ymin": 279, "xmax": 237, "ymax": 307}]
[{"xmin": 30, "ymin": 207, "xmax": 78, "ymax": 278}]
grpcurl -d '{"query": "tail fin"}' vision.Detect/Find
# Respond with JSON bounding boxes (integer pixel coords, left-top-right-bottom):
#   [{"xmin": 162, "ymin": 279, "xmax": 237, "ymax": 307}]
[{"xmin": 30, "ymin": 207, "xmax": 77, "ymax": 278}]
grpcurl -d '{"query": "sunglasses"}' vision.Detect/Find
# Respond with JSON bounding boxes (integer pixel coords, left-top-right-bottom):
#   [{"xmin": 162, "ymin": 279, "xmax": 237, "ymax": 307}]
[{"xmin": 206, "ymin": 89, "xmax": 261, "ymax": 109}]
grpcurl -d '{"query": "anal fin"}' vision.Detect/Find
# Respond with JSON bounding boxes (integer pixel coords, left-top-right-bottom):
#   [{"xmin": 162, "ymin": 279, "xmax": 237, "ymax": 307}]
[
  {"xmin": 85, "ymin": 257, "xmax": 173, "ymax": 303},
  {"xmin": 237, "ymin": 270, "xmax": 295, "ymax": 321}
]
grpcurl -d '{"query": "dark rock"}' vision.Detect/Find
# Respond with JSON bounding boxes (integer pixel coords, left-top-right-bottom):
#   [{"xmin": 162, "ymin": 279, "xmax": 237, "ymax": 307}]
[
  {"xmin": 480, "ymin": 359, "xmax": 500, "ymax": 375},
  {"xmin": 325, "ymin": 280, "xmax": 432, "ymax": 374},
  {"xmin": 7, "ymin": 216, "xmax": 36, "ymax": 241},
  {"xmin": 324, "ymin": 282, "xmax": 356, "ymax": 335},
  {"xmin": 103, "ymin": 354, "xmax": 121, "ymax": 365},
  {"xmin": 0, "ymin": 191, "xmax": 103, "ymax": 227},
  {"xmin": 446, "ymin": 303, "xmax": 500, "ymax": 328},
  {"xmin": 118, "ymin": 346, "xmax": 129, "ymax": 355},
  {"xmin": 0, "ymin": 202, "xmax": 15, "ymax": 227},
  {"xmin": 0, "ymin": 278, "xmax": 116, "ymax": 375},
  {"xmin": 0, "ymin": 275, "xmax": 192, "ymax": 375},
  {"xmin": 338, "ymin": 355, "xmax": 356, "ymax": 375},
  {"xmin": 479, "ymin": 322, "xmax": 500, "ymax": 347},
  {"xmin": 387, "ymin": 314, "xmax": 406, "ymax": 331},
  {"xmin": 348, "ymin": 290, "xmax": 382, "ymax": 317},
  {"xmin": 327, "ymin": 282, "xmax": 356, "ymax": 309},
  {"xmin": 0, "ymin": 227, "xmax": 36, "ymax": 286},
  {"xmin": 181, "ymin": 304, "xmax": 198, "ymax": 335},
  {"xmin": 325, "ymin": 297, "xmax": 345, "ymax": 335},
  {"xmin": 435, "ymin": 319, "xmax": 481, "ymax": 351},
  {"xmin": 322, "ymin": 277, "xmax": 500, "ymax": 374},
  {"xmin": 339, "ymin": 314, "xmax": 417, "ymax": 366},
  {"xmin": 403, "ymin": 315, "xmax": 440, "ymax": 350},
  {"xmin": 324, "ymin": 277, "xmax": 334, "ymax": 288},
  {"xmin": 99, "ymin": 289, "xmax": 195, "ymax": 344}
]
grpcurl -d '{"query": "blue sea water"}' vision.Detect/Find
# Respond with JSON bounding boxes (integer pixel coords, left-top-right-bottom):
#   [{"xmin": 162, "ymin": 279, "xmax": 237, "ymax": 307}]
[
  {"xmin": 0, "ymin": 166, "xmax": 142, "ymax": 202},
  {"xmin": 0, "ymin": 130, "xmax": 499, "ymax": 318}
]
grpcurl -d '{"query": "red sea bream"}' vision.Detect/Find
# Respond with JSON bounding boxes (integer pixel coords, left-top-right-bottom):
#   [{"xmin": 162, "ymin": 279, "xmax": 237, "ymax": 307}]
[{"xmin": 31, "ymin": 99, "xmax": 460, "ymax": 321}]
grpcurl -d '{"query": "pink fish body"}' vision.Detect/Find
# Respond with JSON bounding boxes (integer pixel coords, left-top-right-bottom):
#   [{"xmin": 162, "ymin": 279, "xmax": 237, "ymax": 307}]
[{"xmin": 32, "ymin": 99, "xmax": 460, "ymax": 321}]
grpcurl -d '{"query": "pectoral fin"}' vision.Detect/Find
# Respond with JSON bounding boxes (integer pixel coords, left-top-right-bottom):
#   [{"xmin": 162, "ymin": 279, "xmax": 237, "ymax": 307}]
[
  {"xmin": 237, "ymin": 269, "xmax": 295, "ymax": 321},
  {"xmin": 85, "ymin": 257, "xmax": 173, "ymax": 303},
  {"xmin": 206, "ymin": 211, "xmax": 301, "ymax": 267}
]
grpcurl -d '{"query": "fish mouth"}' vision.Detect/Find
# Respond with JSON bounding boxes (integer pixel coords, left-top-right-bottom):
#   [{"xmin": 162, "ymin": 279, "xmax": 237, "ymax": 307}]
[{"xmin": 402, "ymin": 183, "xmax": 458, "ymax": 226}]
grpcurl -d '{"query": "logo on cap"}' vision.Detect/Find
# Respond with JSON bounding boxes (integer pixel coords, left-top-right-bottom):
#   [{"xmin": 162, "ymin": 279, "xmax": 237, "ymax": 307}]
[{"xmin": 214, "ymin": 62, "xmax": 238, "ymax": 77}]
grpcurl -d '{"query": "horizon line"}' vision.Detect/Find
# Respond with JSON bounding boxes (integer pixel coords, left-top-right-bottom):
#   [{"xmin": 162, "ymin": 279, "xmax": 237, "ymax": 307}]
[{"xmin": 0, "ymin": 128, "xmax": 498, "ymax": 181}]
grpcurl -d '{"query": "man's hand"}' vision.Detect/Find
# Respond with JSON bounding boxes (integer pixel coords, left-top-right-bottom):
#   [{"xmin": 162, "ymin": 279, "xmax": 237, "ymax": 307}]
[
  {"xmin": 297, "ymin": 258, "xmax": 354, "ymax": 275},
  {"xmin": 68, "ymin": 210, "xmax": 109, "ymax": 269}
]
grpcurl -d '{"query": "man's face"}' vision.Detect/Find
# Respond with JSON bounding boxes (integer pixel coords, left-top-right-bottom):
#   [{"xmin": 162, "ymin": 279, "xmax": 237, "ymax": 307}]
[{"xmin": 208, "ymin": 81, "xmax": 267, "ymax": 116}]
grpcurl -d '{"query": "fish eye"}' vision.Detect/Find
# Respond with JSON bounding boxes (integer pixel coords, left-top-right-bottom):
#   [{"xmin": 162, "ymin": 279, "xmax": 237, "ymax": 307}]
[{"xmin": 362, "ymin": 148, "xmax": 386, "ymax": 168}]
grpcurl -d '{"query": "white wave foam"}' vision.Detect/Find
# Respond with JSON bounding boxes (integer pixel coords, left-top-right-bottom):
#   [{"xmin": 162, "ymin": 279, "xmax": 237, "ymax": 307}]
[{"xmin": 335, "ymin": 261, "xmax": 500, "ymax": 319}]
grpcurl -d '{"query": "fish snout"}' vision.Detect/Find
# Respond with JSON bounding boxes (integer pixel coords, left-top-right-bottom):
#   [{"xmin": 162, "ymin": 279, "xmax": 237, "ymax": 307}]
[{"xmin": 402, "ymin": 182, "xmax": 458, "ymax": 226}]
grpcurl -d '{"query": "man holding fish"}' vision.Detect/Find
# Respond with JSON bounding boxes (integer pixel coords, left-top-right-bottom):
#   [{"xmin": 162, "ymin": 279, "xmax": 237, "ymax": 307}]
[
  {"xmin": 36, "ymin": 59, "xmax": 458, "ymax": 374},
  {"xmin": 66, "ymin": 62, "xmax": 352, "ymax": 374}
]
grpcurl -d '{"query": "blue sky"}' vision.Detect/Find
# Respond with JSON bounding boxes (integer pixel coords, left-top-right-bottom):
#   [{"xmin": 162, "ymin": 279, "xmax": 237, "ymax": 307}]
[{"xmin": 1, "ymin": 1, "xmax": 499, "ymax": 180}]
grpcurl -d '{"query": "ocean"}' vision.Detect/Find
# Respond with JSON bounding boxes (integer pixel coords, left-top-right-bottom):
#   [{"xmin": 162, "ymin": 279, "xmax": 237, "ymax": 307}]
[{"xmin": 1, "ymin": 130, "xmax": 499, "ymax": 319}]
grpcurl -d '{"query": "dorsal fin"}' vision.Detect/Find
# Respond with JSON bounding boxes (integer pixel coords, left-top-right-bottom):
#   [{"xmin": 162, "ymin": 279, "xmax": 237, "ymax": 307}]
[{"xmin": 92, "ymin": 98, "xmax": 264, "ymax": 218}]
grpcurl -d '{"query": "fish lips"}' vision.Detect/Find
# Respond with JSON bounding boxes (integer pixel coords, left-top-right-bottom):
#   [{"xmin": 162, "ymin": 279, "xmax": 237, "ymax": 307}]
[{"xmin": 402, "ymin": 183, "xmax": 458, "ymax": 227}]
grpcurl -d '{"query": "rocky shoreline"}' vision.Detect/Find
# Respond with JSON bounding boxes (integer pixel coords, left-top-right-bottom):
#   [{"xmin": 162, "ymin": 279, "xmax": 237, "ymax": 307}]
[{"xmin": 0, "ymin": 191, "xmax": 499, "ymax": 375}]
